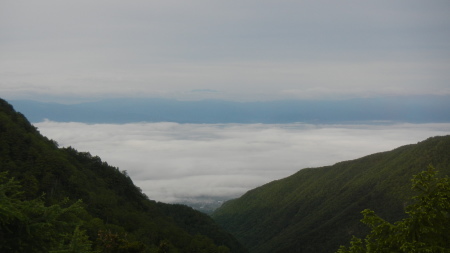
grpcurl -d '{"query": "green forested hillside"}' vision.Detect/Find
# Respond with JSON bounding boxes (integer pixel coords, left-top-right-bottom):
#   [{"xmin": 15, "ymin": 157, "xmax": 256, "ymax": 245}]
[
  {"xmin": 3, "ymin": 95, "xmax": 449, "ymax": 253},
  {"xmin": 212, "ymin": 135, "xmax": 450, "ymax": 253},
  {"xmin": 0, "ymin": 98, "xmax": 247, "ymax": 253}
]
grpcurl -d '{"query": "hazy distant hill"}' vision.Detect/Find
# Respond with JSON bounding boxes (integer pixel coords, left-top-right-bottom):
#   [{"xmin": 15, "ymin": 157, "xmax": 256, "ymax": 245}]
[
  {"xmin": 212, "ymin": 135, "xmax": 450, "ymax": 253},
  {"xmin": 9, "ymin": 95, "xmax": 450, "ymax": 124},
  {"xmin": 0, "ymin": 98, "xmax": 247, "ymax": 252}
]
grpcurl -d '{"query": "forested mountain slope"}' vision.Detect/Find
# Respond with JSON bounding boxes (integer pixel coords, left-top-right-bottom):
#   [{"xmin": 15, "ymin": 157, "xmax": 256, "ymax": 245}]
[
  {"xmin": 212, "ymin": 135, "xmax": 450, "ymax": 253},
  {"xmin": 0, "ymin": 98, "xmax": 247, "ymax": 253}
]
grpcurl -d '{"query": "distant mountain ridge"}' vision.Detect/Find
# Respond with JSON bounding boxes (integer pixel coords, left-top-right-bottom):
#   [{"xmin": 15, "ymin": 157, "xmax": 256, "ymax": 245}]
[
  {"xmin": 9, "ymin": 95, "xmax": 450, "ymax": 124},
  {"xmin": 212, "ymin": 135, "xmax": 450, "ymax": 253}
]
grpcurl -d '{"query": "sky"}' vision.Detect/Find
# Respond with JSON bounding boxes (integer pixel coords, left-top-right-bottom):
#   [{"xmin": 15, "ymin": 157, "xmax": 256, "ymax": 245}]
[
  {"xmin": 2, "ymin": 1, "xmax": 450, "ymax": 205},
  {"xmin": 35, "ymin": 121, "xmax": 450, "ymax": 203},
  {"xmin": 1, "ymin": 0, "xmax": 450, "ymax": 102}
]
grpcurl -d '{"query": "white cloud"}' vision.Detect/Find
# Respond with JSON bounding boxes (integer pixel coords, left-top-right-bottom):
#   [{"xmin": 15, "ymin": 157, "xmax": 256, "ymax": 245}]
[
  {"xmin": 1, "ymin": 0, "xmax": 449, "ymax": 101},
  {"xmin": 2, "ymin": 59, "xmax": 449, "ymax": 102},
  {"xmin": 35, "ymin": 121, "xmax": 450, "ymax": 203}
]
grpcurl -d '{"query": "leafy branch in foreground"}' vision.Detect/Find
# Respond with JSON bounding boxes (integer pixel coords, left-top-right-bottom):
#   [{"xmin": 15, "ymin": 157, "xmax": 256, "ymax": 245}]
[
  {"xmin": 0, "ymin": 172, "xmax": 91, "ymax": 253},
  {"xmin": 337, "ymin": 165, "xmax": 450, "ymax": 253}
]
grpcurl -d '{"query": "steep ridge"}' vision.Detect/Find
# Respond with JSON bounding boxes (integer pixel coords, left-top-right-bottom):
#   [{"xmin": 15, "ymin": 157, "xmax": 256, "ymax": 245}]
[
  {"xmin": 0, "ymin": 98, "xmax": 247, "ymax": 252},
  {"xmin": 212, "ymin": 135, "xmax": 450, "ymax": 253}
]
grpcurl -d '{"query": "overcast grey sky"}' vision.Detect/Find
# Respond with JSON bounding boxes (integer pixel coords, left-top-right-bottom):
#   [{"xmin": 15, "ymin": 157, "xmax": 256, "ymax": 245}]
[
  {"xmin": 3, "ymin": 2, "xmax": 450, "ymax": 205},
  {"xmin": 36, "ymin": 121, "xmax": 450, "ymax": 203},
  {"xmin": 1, "ymin": 0, "xmax": 450, "ymax": 102}
]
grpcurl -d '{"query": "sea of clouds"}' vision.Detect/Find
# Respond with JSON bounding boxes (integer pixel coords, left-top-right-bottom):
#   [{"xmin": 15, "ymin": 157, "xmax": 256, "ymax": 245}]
[{"xmin": 35, "ymin": 121, "xmax": 450, "ymax": 203}]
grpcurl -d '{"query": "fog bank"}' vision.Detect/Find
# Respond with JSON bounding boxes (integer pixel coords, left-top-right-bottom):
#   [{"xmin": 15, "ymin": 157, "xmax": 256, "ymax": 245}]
[{"xmin": 35, "ymin": 121, "xmax": 450, "ymax": 203}]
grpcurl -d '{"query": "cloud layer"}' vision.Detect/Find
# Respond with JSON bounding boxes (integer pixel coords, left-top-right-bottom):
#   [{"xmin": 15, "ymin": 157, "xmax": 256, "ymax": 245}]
[
  {"xmin": 1, "ymin": 1, "xmax": 450, "ymax": 102},
  {"xmin": 35, "ymin": 121, "xmax": 450, "ymax": 203}
]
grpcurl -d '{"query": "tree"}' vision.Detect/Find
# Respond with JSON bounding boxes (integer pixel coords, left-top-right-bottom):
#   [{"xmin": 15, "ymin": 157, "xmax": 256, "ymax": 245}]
[
  {"xmin": 0, "ymin": 172, "xmax": 91, "ymax": 252},
  {"xmin": 50, "ymin": 226, "xmax": 94, "ymax": 253},
  {"xmin": 337, "ymin": 166, "xmax": 450, "ymax": 253}
]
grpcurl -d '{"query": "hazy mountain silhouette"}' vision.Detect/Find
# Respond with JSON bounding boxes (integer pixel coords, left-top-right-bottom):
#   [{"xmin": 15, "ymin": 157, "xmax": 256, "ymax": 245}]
[{"xmin": 9, "ymin": 95, "xmax": 450, "ymax": 124}]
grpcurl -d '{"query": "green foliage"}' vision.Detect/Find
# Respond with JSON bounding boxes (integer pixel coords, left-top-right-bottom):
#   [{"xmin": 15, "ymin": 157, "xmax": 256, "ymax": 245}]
[
  {"xmin": 95, "ymin": 229, "xmax": 145, "ymax": 253},
  {"xmin": 213, "ymin": 136, "xmax": 450, "ymax": 253},
  {"xmin": 0, "ymin": 172, "xmax": 90, "ymax": 252},
  {"xmin": 337, "ymin": 166, "xmax": 450, "ymax": 253},
  {"xmin": 156, "ymin": 202, "xmax": 244, "ymax": 253},
  {"xmin": 51, "ymin": 226, "xmax": 94, "ymax": 253}
]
